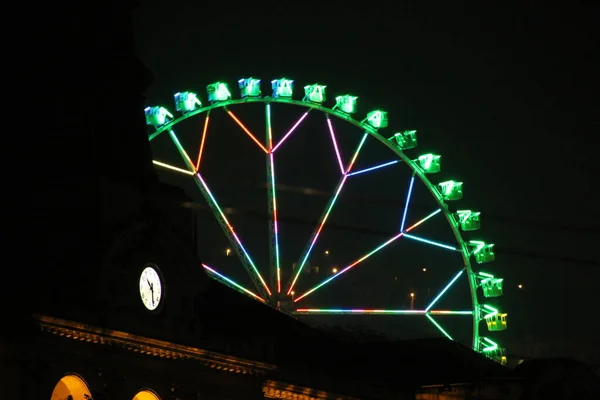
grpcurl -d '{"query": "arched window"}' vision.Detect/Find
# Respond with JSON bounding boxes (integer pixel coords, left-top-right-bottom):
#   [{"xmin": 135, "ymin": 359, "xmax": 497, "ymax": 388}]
[
  {"xmin": 50, "ymin": 374, "xmax": 92, "ymax": 400},
  {"xmin": 133, "ymin": 389, "xmax": 161, "ymax": 400}
]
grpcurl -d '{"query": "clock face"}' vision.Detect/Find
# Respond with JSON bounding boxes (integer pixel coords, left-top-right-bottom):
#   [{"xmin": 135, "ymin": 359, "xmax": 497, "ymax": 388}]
[{"xmin": 139, "ymin": 266, "xmax": 163, "ymax": 311}]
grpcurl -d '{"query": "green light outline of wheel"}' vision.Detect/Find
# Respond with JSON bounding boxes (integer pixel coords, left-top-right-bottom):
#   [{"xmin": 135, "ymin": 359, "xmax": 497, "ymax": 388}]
[{"xmin": 148, "ymin": 94, "xmax": 481, "ymax": 350}]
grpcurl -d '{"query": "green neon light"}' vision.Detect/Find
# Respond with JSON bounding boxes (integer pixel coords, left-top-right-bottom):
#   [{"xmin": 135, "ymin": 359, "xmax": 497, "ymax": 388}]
[
  {"xmin": 426, "ymin": 315, "xmax": 454, "ymax": 341},
  {"xmin": 147, "ymin": 79, "xmax": 499, "ymax": 356}
]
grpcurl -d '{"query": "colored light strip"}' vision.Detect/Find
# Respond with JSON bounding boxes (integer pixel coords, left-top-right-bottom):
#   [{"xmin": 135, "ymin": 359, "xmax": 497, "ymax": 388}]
[
  {"xmin": 346, "ymin": 160, "xmax": 399, "ymax": 177},
  {"xmin": 166, "ymin": 128, "xmax": 271, "ymax": 297},
  {"xmin": 226, "ymin": 110, "xmax": 268, "ymax": 153},
  {"xmin": 345, "ymin": 133, "xmax": 368, "ymax": 173},
  {"xmin": 195, "ymin": 112, "xmax": 210, "ymax": 171},
  {"xmin": 195, "ymin": 172, "xmax": 272, "ymax": 297},
  {"xmin": 425, "ymin": 269, "xmax": 465, "ymax": 312},
  {"xmin": 429, "ymin": 310, "xmax": 473, "ymax": 315},
  {"xmin": 152, "ymin": 160, "xmax": 195, "ymax": 175},
  {"xmin": 287, "ymin": 133, "xmax": 368, "ymax": 295},
  {"xmin": 295, "ymin": 309, "xmax": 472, "ymax": 315},
  {"xmin": 426, "ymin": 314, "xmax": 454, "ymax": 340},
  {"xmin": 326, "ymin": 117, "xmax": 345, "ymax": 175},
  {"xmin": 287, "ymin": 175, "xmax": 348, "ymax": 294},
  {"xmin": 266, "ymin": 104, "xmax": 281, "ymax": 293},
  {"xmin": 271, "ymin": 111, "xmax": 310, "ymax": 153},
  {"xmin": 202, "ymin": 264, "xmax": 265, "ymax": 303},
  {"xmin": 297, "ymin": 309, "xmax": 425, "ymax": 314},
  {"xmin": 400, "ymin": 175, "xmax": 415, "ymax": 232},
  {"xmin": 404, "ymin": 208, "xmax": 441, "ymax": 231},
  {"xmin": 167, "ymin": 130, "xmax": 195, "ymax": 170},
  {"xmin": 403, "ymin": 234, "xmax": 458, "ymax": 251},
  {"xmin": 294, "ymin": 208, "xmax": 442, "ymax": 302},
  {"xmin": 480, "ymin": 337, "xmax": 499, "ymax": 352},
  {"xmin": 271, "ymin": 151, "xmax": 281, "ymax": 292}
]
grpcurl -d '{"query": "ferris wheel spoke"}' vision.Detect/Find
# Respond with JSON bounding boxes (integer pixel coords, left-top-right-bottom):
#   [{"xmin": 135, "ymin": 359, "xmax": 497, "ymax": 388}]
[
  {"xmin": 166, "ymin": 128, "xmax": 272, "ymax": 298},
  {"xmin": 271, "ymin": 111, "xmax": 311, "ymax": 153},
  {"xmin": 403, "ymin": 208, "xmax": 442, "ymax": 232},
  {"xmin": 225, "ymin": 108, "xmax": 269, "ymax": 153},
  {"xmin": 195, "ymin": 111, "xmax": 211, "ymax": 171},
  {"xmin": 403, "ymin": 234, "xmax": 459, "ymax": 252},
  {"xmin": 193, "ymin": 173, "xmax": 272, "ymax": 298},
  {"xmin": 295, "ymin": 309, "xmax": 425, "ymax": 315},
  {"xmin": 265, "ymin": 103, "xmax": 281, "ymax": 294},
  {"xmin": 286, "ymin": 175, "xmax": 348, "ymax": 295},
  {"xmin": 345, "ymin": 133, "xmax": 369, "ymax": 173},
  {"xmin": 202, "ymin": 264, "xmax": 266, "ymax": 303},
  {"xmin": 425, "ymin": 269, "xmax": 465, "ymax": 312},
  {"xmin": 346, "ymin": 160, "xmax": 400, "ymax": 177},
  {"xmin": 400, "ymin": 175, "xmax": 416, "ymax": 232},
  {"xmin": 425, "ymin": 314, "xmax": 454, "ymax": 341},
  {"xmin": 167, "ymin": 129, "xmax": 196, "ymax": 170},
  {"xmin": 294, "ymin": 308, "xmax": 473, "ymax": 315},
  {"xmin": 152, "ymin": 160, "xmax": 195, "ymax": 176},
  {"xmin": 294, "ymin": 208, "xmax": 442, "ymax": 303},
  {"xmin": 326, "ymin": 116, "xmax": 345, "ymax": 175},
  {"xmin": 429, "ymin": 310, "xmax": 473, "ymax": 315},
  {"xmin": 286, "ymin": 133, "xmax": 369, "ymax": 295}
]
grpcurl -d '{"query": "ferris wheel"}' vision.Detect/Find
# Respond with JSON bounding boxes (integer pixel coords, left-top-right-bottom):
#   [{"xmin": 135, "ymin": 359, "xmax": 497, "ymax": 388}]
[{"xmin": 145, "ymin": 77, "xmax": 509, "ymax": 364}]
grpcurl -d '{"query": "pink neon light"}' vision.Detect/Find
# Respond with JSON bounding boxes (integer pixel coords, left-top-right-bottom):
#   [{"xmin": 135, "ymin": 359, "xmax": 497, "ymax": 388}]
[
  {"xmin": 269, "ymin": 150, "xmax": 281, "ymax": 294},
  {"xmin": 296, "ymin": 309, "xmax": 425, "ymax": 313},
  {"xmin": 326, "ymin": 117, "xmax": 345, "ymax": 174},
  {"xmin": 294, "ymin": 309, "xmax": 470, "ymax": 314},
  {"xmin": 271, "ymin": 112, "xmax": 309, "ymax": 153}
]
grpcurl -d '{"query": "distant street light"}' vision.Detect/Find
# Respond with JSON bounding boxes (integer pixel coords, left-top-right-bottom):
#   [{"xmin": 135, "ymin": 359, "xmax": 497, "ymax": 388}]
[
  {"xmin": 410, "ymin": 292, "xmax": 415, "ymax": 310},
  {"xmin": 225, "ymin": 248, "xmax": 231, "ymax": 256},
  {"xmin": 422, "ymin": 268, "xmax": 427, "ymax": 272},
  {"xmin": 332, "ymin": 267, "xmax": 338, "ymax": 274}
]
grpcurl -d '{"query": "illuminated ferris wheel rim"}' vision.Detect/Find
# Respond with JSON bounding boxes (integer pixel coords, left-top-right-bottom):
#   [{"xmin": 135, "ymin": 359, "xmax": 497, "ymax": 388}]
[{"xmin": 145, "ymin": 78, "xmax": 507, "ymax": 360}]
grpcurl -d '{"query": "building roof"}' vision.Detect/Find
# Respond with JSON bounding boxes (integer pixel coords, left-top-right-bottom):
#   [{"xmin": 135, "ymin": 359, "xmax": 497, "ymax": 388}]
[
  {"xmin": 193, "ymin": 280, "xmax": 513, "ymax": 390},
  {"xmin": 35, "ymin": 313, "xmax": 275, "ymax": 376}
]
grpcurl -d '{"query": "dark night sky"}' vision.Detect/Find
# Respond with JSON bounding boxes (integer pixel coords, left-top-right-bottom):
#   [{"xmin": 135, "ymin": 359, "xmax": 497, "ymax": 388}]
[{"xmin": 133, "ymin": 2, "xmax": 599, "ymax": 356}]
